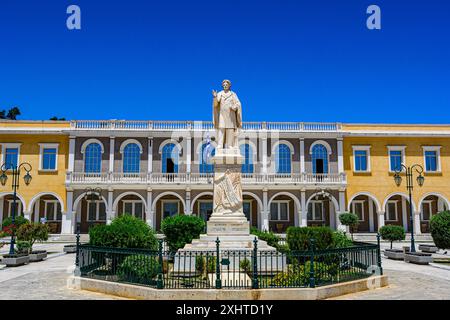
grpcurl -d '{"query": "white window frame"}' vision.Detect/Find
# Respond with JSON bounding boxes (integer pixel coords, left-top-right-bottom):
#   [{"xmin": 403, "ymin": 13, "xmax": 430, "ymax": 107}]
[
  {"xmin": 352, "ymin": 145, "xmax": 371, "ymax": 172},
  {"xmin": 270, "ymin": 200, "xmax": 290, "ymax": 222},
  {"xmin": 198, "ymin": 200, "xmax": 214, "ymax": 220},
  {"xmin": 422, "ymin": 146, "xmax": 441, "ymax": 172},
  {"xmin": 351, "ymin": 200, "xmax": 365, "ymax": 221},
  {"xmin": 161, "ymin": 200, "xmax": 180, "ymax": 218},
  {"xmin": 81, "ymin": 139, "xmax": 105, "ymax": 173},
  {"xmin": 386, "ymin": 200, "xmax": 398, "ymax": 221},
  {"xmin": 7, "ymin": 200, "xmax": 22, "ymax": 217},
  {"xmin": 309, "ymin": 200, "xmax": 324, "ymax": 221},
  {"xmin": 387, "ymin": 146, "xmax": 406, "ymax": 173},
  {"xmin": 421, "ymin": 200, "xmax": 433, "ymax": 221},
  {"xmin": 44, "ymin": 200, "xmax": 62, "ymax": 221},
  {"xmin": 86, "ymin": 200, "xmax": 106, "ymax": 221},
  {"xmin": 1, "ymin": 143, "xmax": 22, "ymax": 169},
  {"xmin": 39, "ymin": 143, "xmax": 59, "ymax": 171},
  {"xmin": 122, "ymin": 200, "xmax": 144, "ymax": 219}
]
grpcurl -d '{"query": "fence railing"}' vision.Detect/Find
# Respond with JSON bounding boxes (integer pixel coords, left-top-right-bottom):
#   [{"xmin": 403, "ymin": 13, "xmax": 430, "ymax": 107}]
[{"xmin": 76, "ymin": 237, "xmax": 382, "ymax": 290}]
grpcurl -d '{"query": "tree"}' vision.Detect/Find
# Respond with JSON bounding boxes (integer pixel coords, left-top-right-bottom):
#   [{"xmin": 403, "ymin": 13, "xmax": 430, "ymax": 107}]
[
  {"xmin": 49, "ymin": 116, "xmax": 66, "ymax": 121},
  {"xmin": 16, "ymin": 223, "xmax": 49, "ymax": 253},
  {"xmin": 6, "ymin": 107, "xmax": 21, "ymax": 120},
  {"xmin": 339, "ymin": 212, "xmax": 359, "ymax": 240},
  {"xmin": 0, "ymin": 110, "xmax": 5, "ymax": 119},
  {"xmin": 379, "ymin": 225, "xmax": 405, "ymax": 249},
  {"xmin": 430, "ymin": 211, "xmax": 450, "ymax": 250}
]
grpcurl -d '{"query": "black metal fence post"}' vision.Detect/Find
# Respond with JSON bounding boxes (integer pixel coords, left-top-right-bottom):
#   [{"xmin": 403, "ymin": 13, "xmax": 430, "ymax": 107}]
[
  {"xmin": 252, "ymin": 237, "xmax": 259, "ymax": 289},
  {"xmin": 75, "ymin": 226, "xmax": 80, "ymax": 268},
  {"xmin": 157, "ymin": 239, "xmax": 164, "ymax": 289},
  {"xmin": 309, "ymin": 239, "xmax": 316, "ymax": 288},
  {"xmin": 376, "ymin": 233, "xmax": 383, "ymax": 275},
  {"xmin": 215, "ymin": 237, "xmax": 222, "ymax": 289}
]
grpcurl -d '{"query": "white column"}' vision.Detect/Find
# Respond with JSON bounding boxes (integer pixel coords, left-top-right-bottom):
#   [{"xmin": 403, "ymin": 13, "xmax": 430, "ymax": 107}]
[
  {"xmin": 61, "ymin": 190, "xmax": 74, "ymax": 234},
  {"xmin": 68, "ymin": 136, "xmax": 76, "ymax": 172},
  {"xmin": 337, "ymin": 190, "xmax": 346, "ymax": 232},
  {"xmin": 337, "ymin": 138, "xmax": 344, "ymax": 174},
  {"xmin": 402, "ymin": 197, "xmax": 408, "ymax": 230},
  {"xmin": 368, "ymin": 197, "xmax": 375, "ymax": 232},
  {"xmin": 148, "ymin": 137, "xmax": 153, "ymax": 174},
  {"xmin": 186, "ymin": 136, "xmax": 191, "ymax": 174},
  {"xmin": 261, "ymin": 137, "xmax": 267, "ymax": 174},
  {"xmin": 378, "ymin": 211, "xmax": 385, "ymax": 230},
  {"xmin": 23, "ymin": 211, "xmax": 32, "ymax": 222},
  {"xmin": 34, "ymin": 201, "xmax": 40, "ymax": 223},
  {"xmin": 299, "ymin": 138, "xmax": 305, "ymax": 173},
  {"xmin": 109, "ymin": 136, "xmax": 115, "ymax": 172},
  {"xmin": 329, "ymin": 202, "xmax": 335, "ymax": 230},
  {"xmin": 107, "ymin": 189, "xmax": 114, "ymax": 225},
  {"xmin": 146, "ymin": 189, "xmax": 153, "ymax": 228},
  {"xmin": 301, "ymin": 190, "xmax": 307, "ymax": 227},
  {"xmin": 185, "ymin": 188, "xmax": 191, "ymax": 215},
  {"xmin": 414, "ymin": 211, "xmax": 422, "ymax": 235},
  {"xmin": 0, "ymin": 199, "xmax": 3, "ymax": 226},
  {"xmin": 262, "ymin": 189, "xmax": 269, "ymax": 231}
]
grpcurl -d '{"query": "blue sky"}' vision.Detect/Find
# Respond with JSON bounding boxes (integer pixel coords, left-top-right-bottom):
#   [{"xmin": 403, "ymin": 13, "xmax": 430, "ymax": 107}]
[{"xmin": 0, "ymin": 0, "xmax": 449, "ymax": 123}]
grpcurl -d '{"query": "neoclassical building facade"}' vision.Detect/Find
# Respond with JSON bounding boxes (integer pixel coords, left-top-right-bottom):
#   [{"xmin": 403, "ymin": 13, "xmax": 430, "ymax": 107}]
[{"xmin": 1, "ymin": 120, "xmax": 449, "ymax": 235}]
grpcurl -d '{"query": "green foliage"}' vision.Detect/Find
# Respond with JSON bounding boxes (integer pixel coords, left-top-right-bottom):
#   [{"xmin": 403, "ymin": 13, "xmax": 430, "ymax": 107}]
[
  {"xmin": 239, "ymin": 258, "xmax": 251, "ymax": 273},
  {"xmin": 269, "ymin": 261, "xmax": 336, "ymax": 287},
  {"xmin": 331, "ymin": 231, "xmax": 353, "ymax": 248},
  {"xmin": 2, "ymin": 216, "xmax": 29, "ymax": 229},
  {"xmin": 117, "ymin": 254, "xmax": 159, "ymax": 285},
  {"xmin": 379, "ymin": 225, "xmax": 405, "ymax": 249},
  {"xmin": 161, "ymin": 215, "xmax": 205, "ymax": 252},
  {"xmin": 250, "ymin": 227, "xmax": 281, "ymax": 249},
  {"xmin": 339, "ymin": 212, "xmax": 359, "ymax": 228},
  {"xmin": 89, "ymin": 215, "xmax": 158, "ymax": 249},
  {"xmin": 15, "ymin": 240, "xmax": 31, "ymax": 254},
  {"xmin": 430, "ymin": 211, "xmax": 450, "ymax": 249},
  {"xmin": 286, "ymin": 226, "xmax": 334, "ymax": 251},
  {"xmin": 195, "ymin": 255, "xmax": 216, "ymax": 275},
  {"xmin": 16, "ymin": 223, "xmax": 49, "ymax": 251}
]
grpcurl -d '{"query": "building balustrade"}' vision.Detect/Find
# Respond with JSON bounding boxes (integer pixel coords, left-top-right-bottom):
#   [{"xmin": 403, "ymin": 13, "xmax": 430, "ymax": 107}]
[
  {"xmin": 70, "ymin": 120, "xmax": 342, "ymax": 132},
  {"xmin": 66, "ymin": 172, "xmax": 347, "ymax": 185}
]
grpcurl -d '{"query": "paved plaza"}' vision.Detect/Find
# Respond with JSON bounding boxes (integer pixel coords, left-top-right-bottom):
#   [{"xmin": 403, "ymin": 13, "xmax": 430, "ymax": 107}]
[{"xmin": 0, "ymin": 242, "xmax": 448, "ymax": 300}]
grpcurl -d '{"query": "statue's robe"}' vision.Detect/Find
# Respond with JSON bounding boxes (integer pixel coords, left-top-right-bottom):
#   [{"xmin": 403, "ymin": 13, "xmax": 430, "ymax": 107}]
[{"xmin": 213, "ymin": 90, "xmax": 242, "ymax": 129}]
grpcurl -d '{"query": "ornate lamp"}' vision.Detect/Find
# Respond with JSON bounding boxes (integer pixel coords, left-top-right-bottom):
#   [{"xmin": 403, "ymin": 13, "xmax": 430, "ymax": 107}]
[{"xmin": 394, "ymin": 173, "xmax": 402, "ymax": 187}]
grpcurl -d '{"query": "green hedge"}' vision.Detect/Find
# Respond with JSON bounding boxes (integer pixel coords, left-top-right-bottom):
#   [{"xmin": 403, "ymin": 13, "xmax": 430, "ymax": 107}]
[
  {"xmin": 161, "ymin": 215, "xmax": 205, "ymax": 252},
  {"xmin": 250, "ymin": 227, "xmax": 280, "ymax": 248},
  {"xmin": 286, "ymin": 226, "xmax": 334, "ymax": 251},
  {"xmin": 430, "ymin": 211, "xmax": 450, "ymax": 249},
  {"xmin": 89, "ymin": 215, "xmax": 158, "ymax": 249},
  {"xmin": 2, "ymin": 216, "xmax": 29, "ymax": 229},
  {"xmin": 117, "ymin": 254, "xmax": 159, "ymax": 285}
]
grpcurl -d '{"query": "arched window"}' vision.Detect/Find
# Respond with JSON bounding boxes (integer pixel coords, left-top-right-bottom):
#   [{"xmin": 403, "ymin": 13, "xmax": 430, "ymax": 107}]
[
  {"xmin": 312, "ymin": 144, "xmax": 328, "ymax": 174},
  {"xmin": 240, "ymin": 144, "xmax": 254, "ymax": 173},
  {"xmin": 199, "ymin": 143, "xmax": 215, "ymax": 173},
  {"xmin": 276, "ymin": 144, "xmax": 291, "ymax": 174},
  {"xmin": 123, "ymin": 143, "xmax": 141, "ymax": 173},
  {"xmin": 84, "ymin": 143, "xmax": 102, "ymax": 173},
  {"xmin": 162, "ymin": 143, "xmax": 179, "ymax": 173}
]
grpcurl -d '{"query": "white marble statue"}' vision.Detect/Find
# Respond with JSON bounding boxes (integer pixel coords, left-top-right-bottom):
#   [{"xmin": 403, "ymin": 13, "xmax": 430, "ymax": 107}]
[{"xmin": 212, "ymin": 79, "xmax": 242, "ymax": 150}]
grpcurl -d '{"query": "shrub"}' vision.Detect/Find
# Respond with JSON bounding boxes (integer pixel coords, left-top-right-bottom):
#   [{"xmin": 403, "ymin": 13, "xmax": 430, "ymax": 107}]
[
  {"xmin": 161, "ymin": 215, "xmax": 205, "ymax": 252},
  {"xmin": 379, "ymin": 225, "xmax": 405, "ymax": 249},
  {"xmin": 332, "ymin": 231, "xmax": 353, "ymax": 248},
  {"xmin": 2, "ymin": 216, "xmax": 29, "ymax": 230},
  {"xmin": 250, "ymin": 227, "xmax": 281, "ymax": 249},
  {"xmin": 239, "ymin": 258, "xmax": 251, "ymax": 273},
  {"xmin": 286, "ymin": 226, "xmax": 334, "ymax": 251},
  {"xmin": 339, "ymin": 212, "xmax": 359, "ymax": 240},
  {"xmin": 195, "ymin": 255, "xmax": 216, "ymax": 276},
  {"xmin": 16, "ymin": 240, "xmax": 32, "ymax": 254},
  {"xmin": 89, "ymin": 215, "xmax": 158, "ymax": 250},
  {"xmin": 16, "ymin": 223, "xmax": 49, "ymax": 252},
  {"xmin": 117, "ymin": 254, "xmax": 159, "ymax": 285},
  {"xmin": 430, "ymin": 211, "xmax": 450, "ymax": 250}
]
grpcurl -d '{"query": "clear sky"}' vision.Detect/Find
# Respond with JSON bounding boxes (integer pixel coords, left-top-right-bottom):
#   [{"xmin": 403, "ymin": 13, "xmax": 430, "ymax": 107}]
[{"xmin": 0, "ymin": 0, "xmax": 449, "ymax": 123}]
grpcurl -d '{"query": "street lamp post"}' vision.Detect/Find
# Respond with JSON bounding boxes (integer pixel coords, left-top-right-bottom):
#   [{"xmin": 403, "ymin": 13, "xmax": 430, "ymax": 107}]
[
  {"xmin": 393, "ymin": 164, "xmax": 424, "ymax": 253},
  {"xmin": 0, "ymin": 162, "xmax": 32, "ymax": 255}
]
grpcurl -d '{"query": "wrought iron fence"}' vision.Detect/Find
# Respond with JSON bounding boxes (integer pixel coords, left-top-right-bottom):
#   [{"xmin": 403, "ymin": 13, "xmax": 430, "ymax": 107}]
[{"xmin": 76, "ymin": 237, "xmax": 382, "ymax": 290}]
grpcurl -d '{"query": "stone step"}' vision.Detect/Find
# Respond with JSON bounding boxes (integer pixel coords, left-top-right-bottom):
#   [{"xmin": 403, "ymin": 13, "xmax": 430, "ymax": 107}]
[{"xmin": 353, "ymin": 233, "xmax": 433, "ymax": 242}]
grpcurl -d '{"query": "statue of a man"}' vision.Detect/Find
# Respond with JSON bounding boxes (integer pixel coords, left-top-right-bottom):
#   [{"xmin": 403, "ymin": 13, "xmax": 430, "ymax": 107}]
[{"xmin": 212, "ymin": 79, "xmax": 242, "ymax": 150}]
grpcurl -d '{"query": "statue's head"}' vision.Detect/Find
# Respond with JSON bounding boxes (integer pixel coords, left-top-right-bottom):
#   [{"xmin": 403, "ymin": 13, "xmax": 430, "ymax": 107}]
[{"xmin": 222, "ymin": 79, "xmax": 231, "ymax": 91}]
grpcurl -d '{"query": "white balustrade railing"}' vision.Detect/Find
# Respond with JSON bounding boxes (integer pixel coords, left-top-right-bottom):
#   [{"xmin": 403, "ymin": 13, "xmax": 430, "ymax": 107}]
[
  {"xmin": 66, "ymin": 172, "xmax": 346, "ymax": 185},
  {"xmin": 70, "ymin": 120, "xmax": 341, "ymax": 132}
]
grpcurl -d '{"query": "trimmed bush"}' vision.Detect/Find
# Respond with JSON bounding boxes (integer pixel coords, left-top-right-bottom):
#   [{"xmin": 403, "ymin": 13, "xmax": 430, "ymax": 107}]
[
  {"xmin": 2, "ymin": 216, "xmax": 29, "ymax": 230},
  {"xmin": 331, "ymin": 231, "xmax": 353, "ymax": 248},
  {"xmin": 16, "ymin": 240, "xmax": 32, "ymax": 254},
  {"xmin": 239, "ymin": 258, "xmax": 251, "ymax": 273},
  {"xmin": 339, "ymin": 212, "xmax": 359, "ymax": 240},
  {"xmin": 16, "ymin": 223, "xmax": 49, "ymax": 253},
  {"xmin": 430, "ymin": 211, "xmax": 450, "ymax": 250},
  {"xmin": 250, "ymin": 227, "xmax": 280, "ymax": 249},
  {"xmin": 161, "ymin": 215, "xmax": 205, "ymax": 252},
  {"xmin": 286, "ymin": 226, "xmax": 334, "ymax": 251},
  {"xmin": 89, "ymin": 215, "xmax": 158, "ymax": 250},
  {"xmin": 379, "ymin": 225, "xmax": 405, "ymax": 249},
  {"xmin": 117, "ymin": 254, "xmax": 159, "ymax": 285}
]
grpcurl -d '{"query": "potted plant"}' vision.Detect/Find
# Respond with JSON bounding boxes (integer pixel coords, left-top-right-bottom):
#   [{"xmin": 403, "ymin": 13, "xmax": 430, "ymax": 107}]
[
  {"xmin": 0, "ymin": 240, "xmax": 30, "ymax": 267},
  {"xmin": 339, "ymin": 212, "xmax": 359, "ymax": 241},
  {"xmin": 16, "ymin": 223, "xmax": 49, "ymax": 262},
  {"xmin": 379, "ymin": 225, "xmax": 406, "ymax": 260}
]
